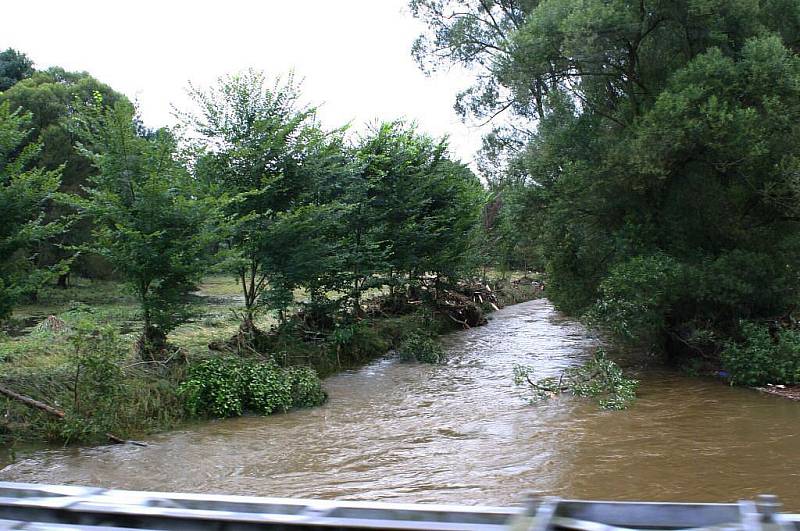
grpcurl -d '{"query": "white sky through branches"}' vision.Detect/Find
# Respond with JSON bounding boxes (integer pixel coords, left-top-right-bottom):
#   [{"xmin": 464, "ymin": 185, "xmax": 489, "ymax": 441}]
[{"xmin": 1, "ymin": 0, "xmax": 483, "ymax": 165}]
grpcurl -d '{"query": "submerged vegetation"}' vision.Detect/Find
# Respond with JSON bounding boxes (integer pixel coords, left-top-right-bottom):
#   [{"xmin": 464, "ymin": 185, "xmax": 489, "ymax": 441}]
[
  {"xmin": 398, "ymin": 332, "xmax": 446, "ymax": 364},
  {"xmin": 515, "ymin": 351, "xmax": 639, "ymax": 410}
]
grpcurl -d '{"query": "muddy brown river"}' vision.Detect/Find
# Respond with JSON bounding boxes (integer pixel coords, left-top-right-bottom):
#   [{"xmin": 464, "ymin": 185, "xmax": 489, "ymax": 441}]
[{"xmin": 1, "ymin": 299, "xmax": 798, "ymax": 508}]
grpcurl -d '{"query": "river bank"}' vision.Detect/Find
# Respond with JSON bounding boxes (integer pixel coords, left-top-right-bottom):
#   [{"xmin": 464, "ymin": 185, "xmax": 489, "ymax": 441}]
[
  {"xmin": 756, "ymin": 384, "xmax": 800, "ymax": 400},
  {"xmin": 3, "ymin": 298, "xmax": 798, "ymax": 508},
  {"xmin": 0, "ymin": 274, "xmax": 542, "ymax": 452}
]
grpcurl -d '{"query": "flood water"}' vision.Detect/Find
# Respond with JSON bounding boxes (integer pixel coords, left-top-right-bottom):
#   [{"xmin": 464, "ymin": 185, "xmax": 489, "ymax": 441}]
[{"xmin": 1, "ymin": 299, "xmax": 798, "ymax": 508}]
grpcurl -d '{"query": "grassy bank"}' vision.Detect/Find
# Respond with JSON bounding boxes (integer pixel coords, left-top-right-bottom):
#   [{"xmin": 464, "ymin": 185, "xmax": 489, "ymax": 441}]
[{"xmin": 0, "ymin": 274, "xmax": 541, "ymax": 450}]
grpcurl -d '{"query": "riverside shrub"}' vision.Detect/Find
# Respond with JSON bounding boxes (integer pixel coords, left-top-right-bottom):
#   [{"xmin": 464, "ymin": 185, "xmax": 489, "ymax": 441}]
[
  {"xmin": 0, "ymin": 311, "xmax": 186, "ymax": 444},
  {"xmin": 59, "ymin": 319, "xmax": 126, "ymax": 443},
  {"xmin": 244, "ymin": 361, "xmax": 293, "ymax": 415},
  {"xmin": 721, "ymin": 322, "xmax": 800, "ymax": 387},
  {"xmin": 286, "ymin": 366, "xmax": 327, "ymax": 408},
  {"xmin": 179, "ymin": 357, "xmax": 326, "ymax": 418}
]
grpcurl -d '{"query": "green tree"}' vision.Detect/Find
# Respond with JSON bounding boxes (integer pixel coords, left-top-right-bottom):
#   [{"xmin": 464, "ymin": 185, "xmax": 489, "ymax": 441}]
[
  {"xmin": 0, "ymin": 102, "xmax": 64, "ymax": 320},
  {"xmin": 0, "ymin": 48, "xmax": 34, "ymax": 92},
  {"xmin": 410, "ymin": 0, "xmax": 537, "ymax": 122},
  {"xmin": 182, "ymin": 70, "xmax": 333, "ymax": 333},
  {"xmin": 327, "ymin": 146, "xmax": 388, "ymax": 319},
  {"xmin": 1, "ymin": 67, "xmax": 129, "ymax": 283},
  {"xmin": 353, "ymin": 121, "xmax": 484, "ymax": 298},
  {"xmin": 413, "ymin": 0, "xmax": 800, "ymax": 376},
  {"xmin": 258, "ymin": 134, "xmax": 351, "ymax": 326},
  {"xmin": 413, "ymin": 158, "xmax": 484, "ymax": 282},
  {"xmin": 76, "ymin": 98, "xmax": 217, "ymax": 359}
]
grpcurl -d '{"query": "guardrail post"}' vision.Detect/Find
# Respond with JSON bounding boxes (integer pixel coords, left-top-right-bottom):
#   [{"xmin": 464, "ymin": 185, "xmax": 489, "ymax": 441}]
[
  {"xmin": 756, "ymin": 495, "xmax": 795, "ymax": 531},
  {"xmin": 507, "ymin": 493, "xmax": 559, "ymax": 531}
]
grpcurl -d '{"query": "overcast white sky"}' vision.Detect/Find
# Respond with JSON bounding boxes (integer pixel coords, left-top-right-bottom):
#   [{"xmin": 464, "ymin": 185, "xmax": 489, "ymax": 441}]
[{"xmin": 1, "ymin": 0, "xmax": 485, "ymax": 165}]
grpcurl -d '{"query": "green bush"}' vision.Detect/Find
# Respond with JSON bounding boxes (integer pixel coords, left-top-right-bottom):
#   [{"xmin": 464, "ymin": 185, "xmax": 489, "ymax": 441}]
[
  {"xmin": 179, "ymin": 358, "xmax": 246, "ymax": 417},
  {"xmin": 590, "ymin": 253, "xmax": 683, "ymax": 345},
  {"xmin": 179, "ymin": 357, "xmax": 326, "ymax": 418},
  {"xmin": 243, "ymin": 361, "xmax": 292, "ymax": 414},
  {"xmin": 398, "ymin": 333, "xmax": 445, "ymax": 364},
  {"xmin": 721, "ymin": 322, "xmax": 800, "ymax": 386},
  {"xmin": 331, "ymin": 322, "xmax": 390, "ymax": 365},
  {"xmin": 59, "ymin": 319, "xmax": 127, "ymax": 443},
  {"xmin": 286, "ymin": 366, "xmax": 327, "ymax": 408}
]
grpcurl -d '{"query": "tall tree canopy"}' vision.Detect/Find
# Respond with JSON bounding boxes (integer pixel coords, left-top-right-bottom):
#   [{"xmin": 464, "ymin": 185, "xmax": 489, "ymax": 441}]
[
  {"xmin": 353, "ymin": 121, "xmax": 484, "ymax": 291},
  {"xmin": 76, "ymin": 98, "xmax": 217, "ymax": 358},
  {"xmin": 413, "ymin": 0, "xmax": 800, "ymax": 380},
  {"xmin": 182, "ymin": 70, "xmax": 336, "ymax": 331},
  {"xmin": 1, "ymin": 67, "xmax": 129, "ymax": 281},
  {"xmin": 1, "ymin": 68, "xmax": 127, "ymax": 190},
  {"xmin": 0, "ymin": 48, "xmax": 34, "ymax": 92}
]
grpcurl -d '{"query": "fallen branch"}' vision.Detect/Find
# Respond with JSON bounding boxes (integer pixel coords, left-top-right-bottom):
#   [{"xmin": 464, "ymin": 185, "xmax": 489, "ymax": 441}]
[
  {"xmin": 445, "ymin": 312, "xmax": 471, "ymax": 329},
  {"xmin": 0, "ymin": 384, "xmax": 64, "ymax": 418},
  {"xmin": 514, "ymin": 350, "xmax": 639, "ymax": 410},
  {"xmin": 524, "ymin": 373, "xmax": 568, "ymax": 393},
  {"xmin": 0, "ymin": 384, "xmax": 147, "ymax": 447}
]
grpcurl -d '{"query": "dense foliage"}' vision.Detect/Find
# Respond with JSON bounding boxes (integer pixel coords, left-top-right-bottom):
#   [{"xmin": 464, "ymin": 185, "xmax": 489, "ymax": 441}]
[
  {"xmin": 0, "ymin": 101, "xmax": 65, "ymax": 320},
  {"xmin": 0, "ymin": 48, "xmax": 33, "ymax": 91},
  {"xmin": 0, "ymin": 67, "xmax": 128, "ymax": 283},
  {"xmin": 721, "ymin": 322, "xmax": 800, "ymax": 386},
  {"xmin": 413, "ymin": 0, "xmax": 800, "ymax": 385},
  {"xmin": 180, "ymin": 70, "xmax": 338, "ymax": 330},
  {"xmin": 178, "ymin": 357, "xmax": 326, "ymax": 418},
  {"xmin": 180, "ymin": 71, "xmax": 485, "ymax": 336},
  {"xmin": 398, "ymin": 332, "xmax": 446, "ymax": 364},
  {"xmin": 0, "ymin": 52, "xmax": 487, "ymax": 340}
]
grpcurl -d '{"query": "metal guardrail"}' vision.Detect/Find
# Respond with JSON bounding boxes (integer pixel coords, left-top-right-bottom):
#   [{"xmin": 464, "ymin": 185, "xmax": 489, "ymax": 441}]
[
  {"xmin": 0, "ymin": 482, "xmax": 797, "ymax": 530},
  {"xmin": 512, "ymin": 495, "xmax": 800, "ymax": 531}
]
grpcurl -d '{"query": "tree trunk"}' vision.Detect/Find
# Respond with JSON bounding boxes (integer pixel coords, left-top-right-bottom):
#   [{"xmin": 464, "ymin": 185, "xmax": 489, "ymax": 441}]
[
  {"xmin": 352, "ymin": 278, "xmax": 361, "ymax": 319},
  {"xmin": 138, "ymin": 324, "xmax": 168, "ymax": 361}
]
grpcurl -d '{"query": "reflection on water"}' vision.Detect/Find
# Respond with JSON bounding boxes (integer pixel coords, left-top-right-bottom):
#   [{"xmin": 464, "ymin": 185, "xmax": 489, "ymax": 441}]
[{"xmin": 1, "ymin": 299, "xmax": 798, "ymax": 508}]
